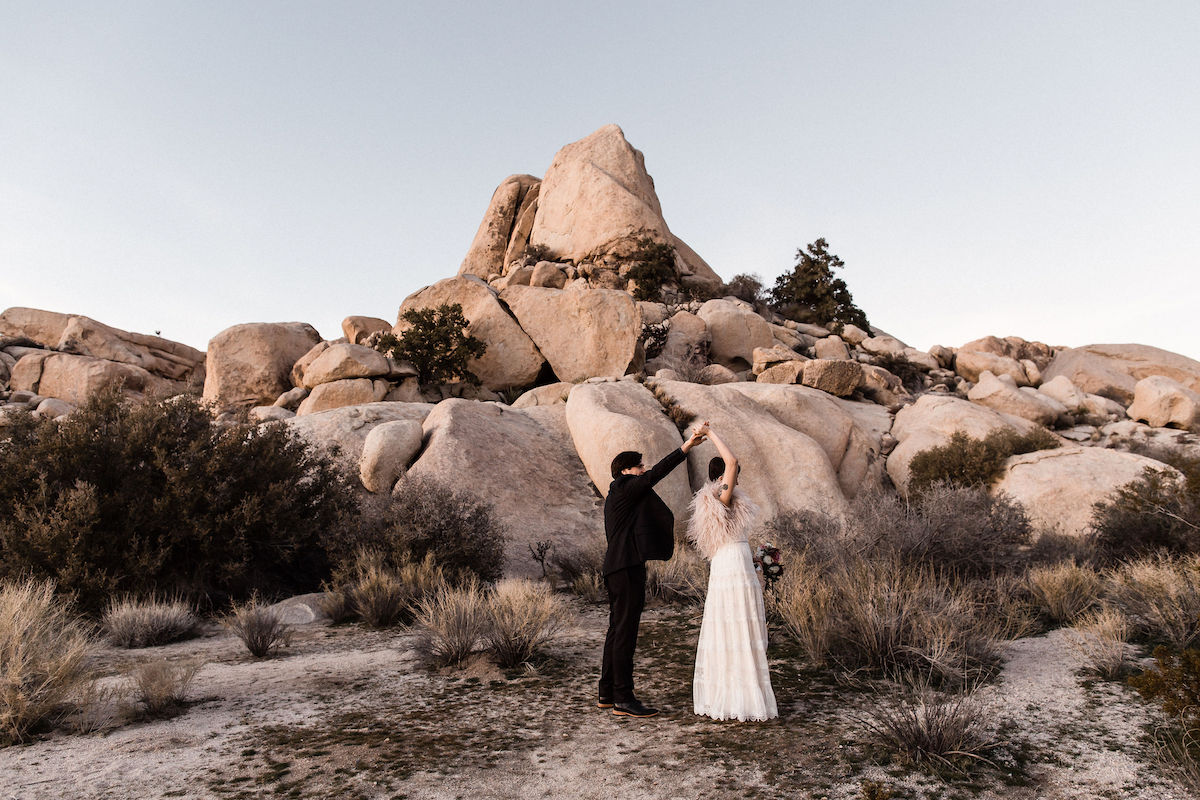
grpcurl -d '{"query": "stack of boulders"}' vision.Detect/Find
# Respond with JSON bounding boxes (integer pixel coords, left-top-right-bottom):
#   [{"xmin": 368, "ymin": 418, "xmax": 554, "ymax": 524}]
[
  {"xmin": 0, "ymin": 307, "xmax": 205, "ymax": 424},
  {"xmin": 6, "ymin": 124, "xmax": 1200, "ymax": 575}
]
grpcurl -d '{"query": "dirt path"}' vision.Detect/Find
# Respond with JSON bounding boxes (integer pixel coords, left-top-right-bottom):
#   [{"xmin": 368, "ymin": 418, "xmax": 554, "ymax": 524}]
[{"xmin": 1, "ymin": 602, "xmax": 1190, "ymax": 800}]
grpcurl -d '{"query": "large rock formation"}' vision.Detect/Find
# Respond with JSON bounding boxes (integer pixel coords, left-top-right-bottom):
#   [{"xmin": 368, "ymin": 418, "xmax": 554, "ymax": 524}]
[
  {"xmin": 10, "ymin": 351, "xmax": 178, "ymax": 405},
  {"xmin": 408, "ymin": 399, "xmax": 603, "ymax": 577},
  {"xmin": 0, "ymin": 307, "xmax": 205, "ymax": 402},
  {"xmin": 1042, "ymin": 344, "xmax": 1200, "ymax": 405},
  {"xmin": 1127, "ymin": 376, "xmax": 1200, "ymax": 429},
  {"xmin": 696, "ymin": 299, "xmax": 773, "ymax": 370},
  {"xmin": 994, "ymin": 447, "xmax": 1175, "ymax": 538},
  {"xmin": 526, "ymin": 124, "xmax": 721, "ymax": 287},
  {"xmin": 286, "ymin": 401, "xmax": 434, "ymax": 463},
  {"xmin": 458, "ymin": 174, "xmax": 541, "ymax": 280},
  {"xmin": 501, "ymin": 282, "xmax": 639, "ymax": 383},
  {"xmin": 203, "ymin": 322, "xmax": 322, "ymax": 410},
  {"xmin": 563, "ymin": 380, "xmax": 692, "ymax": 527},
  {"xmin": 650, "ymin": 379, "xmax": 849, "ymax": 522},
  {"xmin": 395, "ymin": 276, "xmax": 544, "ymax": 391}
]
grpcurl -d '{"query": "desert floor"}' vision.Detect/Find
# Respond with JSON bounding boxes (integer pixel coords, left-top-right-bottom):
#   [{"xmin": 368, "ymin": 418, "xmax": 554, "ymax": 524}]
[{"xmin": 1, "ymin": 599, "xmax": 1192, "ymax": 800}]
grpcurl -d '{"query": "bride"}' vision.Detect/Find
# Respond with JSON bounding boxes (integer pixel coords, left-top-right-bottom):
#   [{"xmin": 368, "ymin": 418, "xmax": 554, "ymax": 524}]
[{"xmin": 687, "ymin": 423, "xmax": 778, "ymax": 722}]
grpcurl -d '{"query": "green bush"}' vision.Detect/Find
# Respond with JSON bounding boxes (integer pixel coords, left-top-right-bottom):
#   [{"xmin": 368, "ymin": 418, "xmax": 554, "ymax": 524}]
[
  {"xmin": 639, "ymin": 320, "xmax": 669, "ymax": 361},
  {"xmin": 907, "ymin": 427, "xmax": 1060, "ymax": 497},
  {"xmin": 624, "ymin": 237, "xmax": 677, "ymax": 302},
  {"xmin": 373, "ymin": 303, "xmax": 487, "ymax": 387},
  {"xmin": 0, "ymin": 390, "xmax": 356, "ymax": 613},
  {"xmin": 1090, "ymin": 454, "xmax": 1200, "ymax": 561},
  {"xmin": 334, "ymin": 477, "xmax": 507, "ymax": 587},
  {"xmin": 769, "ymin": 237, "xmax": 870, "ymax": 333},
  {"xmin": 869, "ymin": 352, "xmax": 927, "ymax": 394}
]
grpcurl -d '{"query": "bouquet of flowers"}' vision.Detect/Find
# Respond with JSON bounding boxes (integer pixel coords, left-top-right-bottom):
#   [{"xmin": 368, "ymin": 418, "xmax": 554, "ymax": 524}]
[{"xmin": 753, "ymin": 542, "xmax": 783, "ymax": 589}]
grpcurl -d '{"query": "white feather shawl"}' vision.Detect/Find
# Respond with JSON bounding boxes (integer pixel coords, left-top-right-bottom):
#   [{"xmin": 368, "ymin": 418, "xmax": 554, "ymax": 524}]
[{"xmin": 686, "ymin": 480, "xmax": 759, "ymax": 561}]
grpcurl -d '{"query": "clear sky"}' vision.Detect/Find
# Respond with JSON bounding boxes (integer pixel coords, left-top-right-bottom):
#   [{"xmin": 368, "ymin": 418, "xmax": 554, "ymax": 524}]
[{"xmin": 3, "ymin": 1, "xmax": 1198, "ymax": 360}]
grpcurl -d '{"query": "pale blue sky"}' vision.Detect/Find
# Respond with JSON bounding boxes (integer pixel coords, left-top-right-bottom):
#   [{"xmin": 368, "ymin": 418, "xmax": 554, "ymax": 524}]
[{"xmin": 3, "ymin": 1, "xmax": 1198, "ymax": 360}]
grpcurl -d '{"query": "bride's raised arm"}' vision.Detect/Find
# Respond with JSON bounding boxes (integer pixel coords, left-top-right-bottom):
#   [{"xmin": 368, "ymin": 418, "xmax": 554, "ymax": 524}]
[{"xmin": 707, "ymin": 426, "xmax": 739, "ymax": 507}]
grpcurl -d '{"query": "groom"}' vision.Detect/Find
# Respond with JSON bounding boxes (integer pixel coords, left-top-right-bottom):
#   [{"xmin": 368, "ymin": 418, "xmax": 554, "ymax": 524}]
[{"xmin": 599, "ymin": 423, "xmax": 707, "ymax": 718}]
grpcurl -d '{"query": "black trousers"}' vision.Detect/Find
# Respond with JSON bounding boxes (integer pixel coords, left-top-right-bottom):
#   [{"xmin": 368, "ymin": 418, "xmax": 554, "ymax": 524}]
[{"xmin": 599, "ymin": 564, "xmax": 647, "ymax": 703}]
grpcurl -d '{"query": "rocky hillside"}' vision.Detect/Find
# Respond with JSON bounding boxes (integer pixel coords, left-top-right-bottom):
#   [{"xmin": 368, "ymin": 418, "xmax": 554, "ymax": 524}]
[{"xmin": 4, "ymin": 124, "xmax": 1200, "ymax": 575}]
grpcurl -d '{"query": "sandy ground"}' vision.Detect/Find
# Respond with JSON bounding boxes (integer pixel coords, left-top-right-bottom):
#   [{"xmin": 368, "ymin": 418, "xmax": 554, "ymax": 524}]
[{"xmin": 1, "ymin": 601, "xmax": 1192, "ymax": 800}]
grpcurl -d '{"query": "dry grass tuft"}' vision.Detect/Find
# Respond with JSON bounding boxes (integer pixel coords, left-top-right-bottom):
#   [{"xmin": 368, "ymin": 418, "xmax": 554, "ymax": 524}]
[
  {"xmin": 414, "ymin": 580, "xmax": 488, "ymax": 667},
  {"xmin": 1025, "ymin": 562, "xmax": 1103, "ymax": 625},
  {"xmin": 483, "ymin": 579, "xmax": 571, "ymax": 668},
  {"xmin": 861, "ymin": 677, "xmax": 997, "ymax": 772},
  {"xmin": 129, "ymin": 659, "xmax": 202, "ymax": 718},
  {"xmin": 348, "ymin": 551, "xmax": 445, "ymax": 628},
  {"xmin": 0, "ymin": 579, "xmax": 95, "ymax": 745},
  {"xmin": 102, "ymin": 596, "xmax": 199, "ymax": 648},
  {"xmin": 222, "ymin": 596, "xmax": 292, "ymax": 659},
  {"xmin": 1107, "ymin": 554, "xmax": 1200, "ymax": 648},
  {"xmin": 550, "ymin": 533, "xmax": 607, "ymax": 603},
  {"xmin": 1068, "ymin": 606, "xmax": 1132, "ymax": 679},
  {"xmin": 316, "ymin": 585, "xmax": 352, "ymax": 624}
]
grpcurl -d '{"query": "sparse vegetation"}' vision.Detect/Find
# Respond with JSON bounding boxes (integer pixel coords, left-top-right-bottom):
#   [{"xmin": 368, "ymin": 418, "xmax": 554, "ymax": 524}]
[
  {"xmin": 0, "ymin": 579, "xmax": 95, "ymax": 745},
  {"xmin": 222, "ymin": 596, "xmax": 293, "ymax": 659},
  {"xmin": 102, "ymin": 596, "xmax": 199, "ymax": 648},
  {"xmin": 907, "ymin": 427, "xmax": 1061, "ymax": 497},
  {"xmin": 372, "ymin": 303, "xmax": 487, "ymax": 387},
  {"xmin": 345, "ymin": 551, "xmax": 445, "ymax": 628},
  {"xmin": 647, "ymin": 547, "xmax": 709, "ymax": 604},
  {"xmin": 639, "ymin": 320, "xmax": 670, "ymax": 362},
  {"xmin": 722, "ymin": 273, "xmax": 766, "ymax": 309},
  {"xmin": 769, "ymin": 237, "xmax": 870, "ymax": 333}
]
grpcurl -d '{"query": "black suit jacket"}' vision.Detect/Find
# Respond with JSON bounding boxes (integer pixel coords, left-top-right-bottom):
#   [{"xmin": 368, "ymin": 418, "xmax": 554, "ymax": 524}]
[{"xmin": 602, "ymin": 447, "xmax": 686, "ymax": 575}]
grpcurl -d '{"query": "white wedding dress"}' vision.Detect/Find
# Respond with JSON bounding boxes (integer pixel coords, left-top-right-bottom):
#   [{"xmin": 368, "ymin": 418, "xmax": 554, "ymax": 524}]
[{"xmin": 687, "ymin": 480, "xmax": 778, "ymax": 722}]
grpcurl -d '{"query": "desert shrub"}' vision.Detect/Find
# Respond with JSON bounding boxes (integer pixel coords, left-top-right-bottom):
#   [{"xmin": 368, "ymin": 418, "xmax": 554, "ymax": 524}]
[
  {"xmin": 372, "ymin": 303, "xmax": 487, "ymax": 387},
  {"xmin": 345, "ymin": 551, "xmax": 445, "ymax": 628},
  {"xmin": 861, "ymin": 678, "xmax": 996, "ymax": 773},
  {"xmin": 1106, "ymin": 554, "xmax": 1200, "ymax": 648},
  {"xmin": 222, "ymin": 596, "xmax": 292, "ymax": 659},
  {"xmin": 769, "ymin": 237, "xmax": 870, "ymax": 333},
  {"xmin": 760, "ymin": 507, "xmax": 846, "ymax": 568},
  {"xmin": 129, "ymin": 659, "xmax": 202, "ymax": 718},
  {"xmin": 723, "ymin": 273, "xmax": 766, "ymax": 307},
  {"xmin": 658, "ymin": 342, "xmax": 710, "ymax": 383},
  {"xmin": 1028, "ymin": 530, "xmax": 1098, "ymax": 567},
  {"xmin": 1090, "ymin": 463, "xmax": 1200, "ymax": 562},
  {"xmin": 334, "ymin": 478, "xmax": 506, "ymax": 587},
  {"xmin": 414, "ymin": 580, "xmax": 488, "ymax": 667},
  {"xmin": 1025, "ymin": 562, "xmax": 1103, "ymax": 625},
  {"xmin": 869, "ymin": 353, "xmax": 926, "ymax": 395},
  {"xmin": 639, "ymin": 320, "xmax": 670, "ymax": 362},
  {"xmin": 102, "ymin": 596, "xmax": 199, "ymax": 648},
  {"xmin": 905, "ymin": 484, "xmax": 1032, "ymax": 577},
  {"xmin": 907, "ymin": 427, "xmax": 1061, "ymax": 497},
  {"xmin": 647, "ymin": 547, "xmax": 709, "ymax": 605},
  {"xmin": 0, "ymin": 389, "xmax": 355, "ymax": 613},
  {"xmin": 483, "ymin": 579, "xmax": 571, "ymax": 668},
  {"xmin": 773, "ymin": 552, "xmax": 1003, "ymax": 684},
  {"xmin": 1130, "ymin": 643, "xmax": 1200, "ymax": 793},
  {"xmin": 624, "ymin": 237, "xmax": 677, "ymax": 302},
  {"xmin": 0, "ymin": 579, "xmax": 95, "ymax": 745}
]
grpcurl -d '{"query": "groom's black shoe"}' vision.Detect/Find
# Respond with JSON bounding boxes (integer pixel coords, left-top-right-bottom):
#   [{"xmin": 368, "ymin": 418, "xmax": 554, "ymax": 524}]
[
  {"xmin": 612, "ymin": 699, "xmax": 658, "ymax": 718},
  {"xmin": 597, "ymin": 696, "xmax": 614, "ymax": 709}
]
